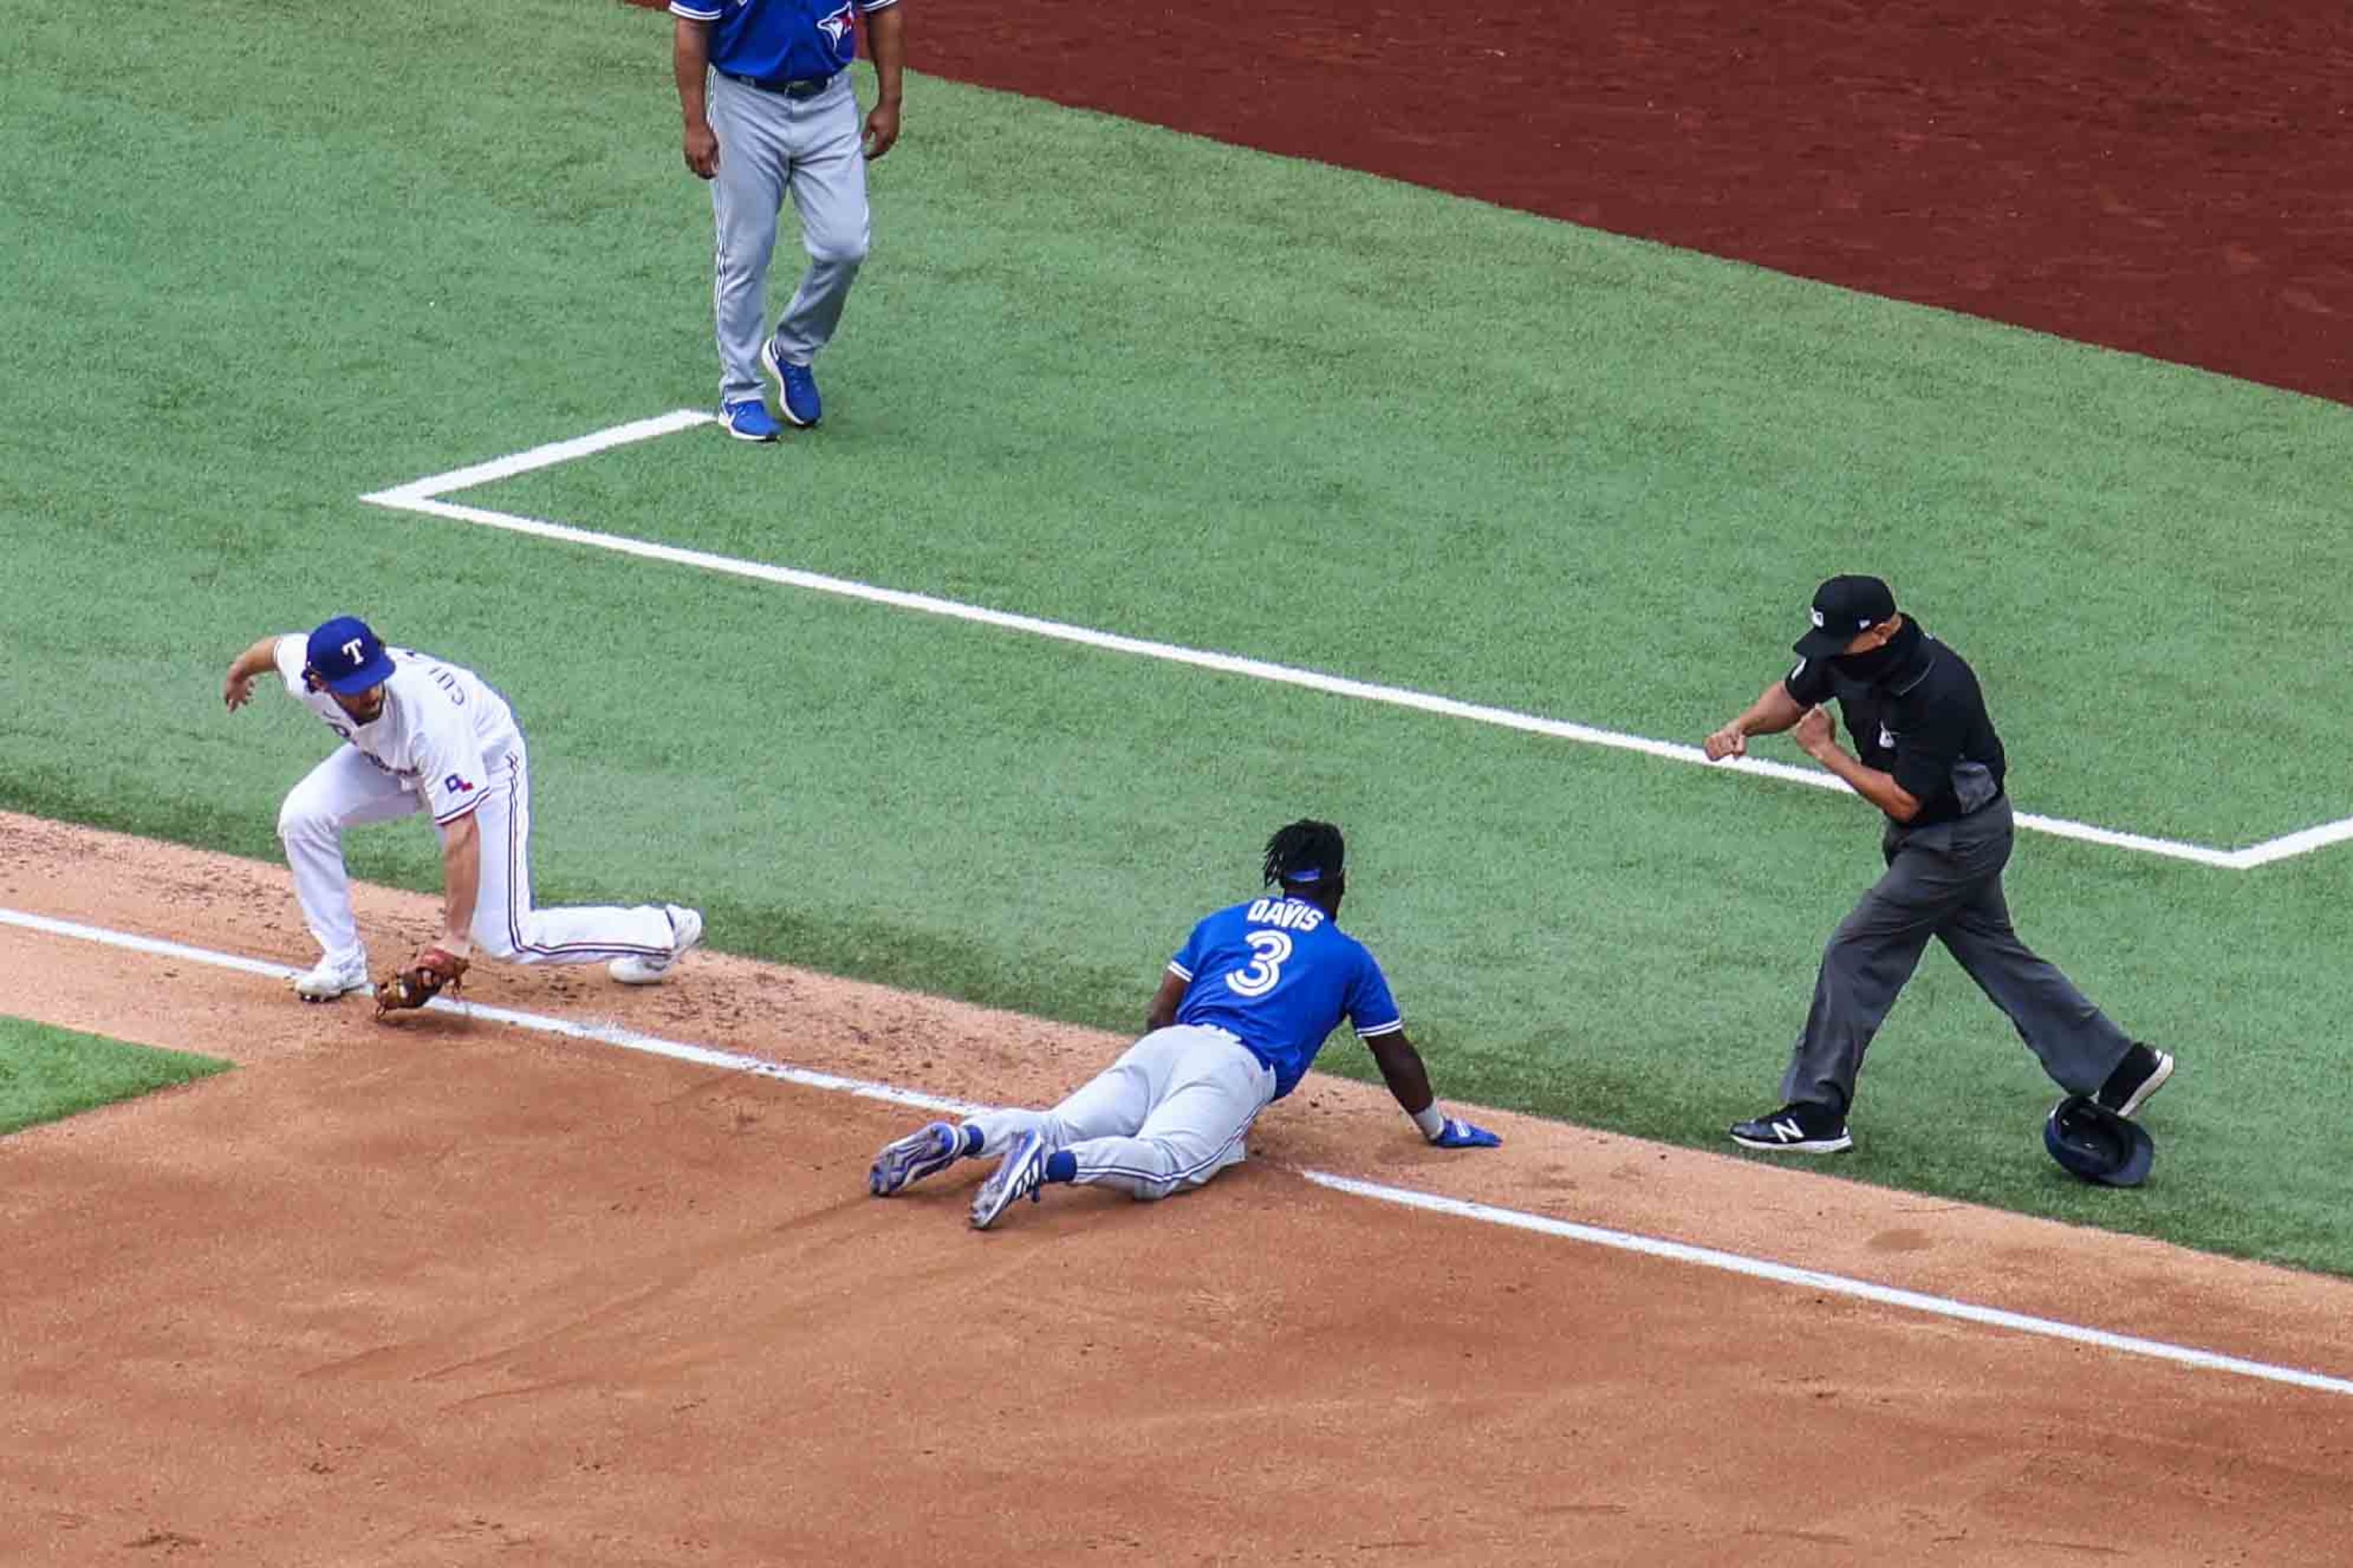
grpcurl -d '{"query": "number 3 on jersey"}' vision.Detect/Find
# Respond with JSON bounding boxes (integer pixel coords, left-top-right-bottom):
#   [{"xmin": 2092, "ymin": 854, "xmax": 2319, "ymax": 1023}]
[{"xmin": 1226, "ymin": 928, "xmax": 1293, "ymax": 998}]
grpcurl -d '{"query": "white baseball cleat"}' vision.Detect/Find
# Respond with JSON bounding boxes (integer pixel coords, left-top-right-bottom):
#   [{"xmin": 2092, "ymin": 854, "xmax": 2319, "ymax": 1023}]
[
  {"xmin": 608, "ymin": 904, "xmax": 704, "ymax": 986},
  {"xmin": 870, "ymin": 1120, "xmax": 964, "ymax": 1197},
  {"xmin": 292, "ymin": 952, "xmax": 370, "ymax": 1003},
  {"xmin": 969, "ymin": 1129, "xmax": 1050, "ymax": 1231}
]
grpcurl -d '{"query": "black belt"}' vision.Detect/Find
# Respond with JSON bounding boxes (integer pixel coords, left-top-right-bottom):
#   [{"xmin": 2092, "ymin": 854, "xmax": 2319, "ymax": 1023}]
[{"xmin": 724, "ymin": 69, "xmax": 838, "ymax": 99}]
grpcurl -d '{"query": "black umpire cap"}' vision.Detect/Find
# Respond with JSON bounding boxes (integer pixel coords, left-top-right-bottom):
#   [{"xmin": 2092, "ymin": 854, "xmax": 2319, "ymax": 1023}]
[{"xmin": 1795, "ymin": 575, "xmax": 1899, "ymax": 659}]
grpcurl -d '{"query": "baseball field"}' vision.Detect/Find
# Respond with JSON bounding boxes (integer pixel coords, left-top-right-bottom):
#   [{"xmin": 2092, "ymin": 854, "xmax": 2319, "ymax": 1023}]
[{"xmin": 6, "ymin": 0, "xmax": 2353, "ymax": 1560}]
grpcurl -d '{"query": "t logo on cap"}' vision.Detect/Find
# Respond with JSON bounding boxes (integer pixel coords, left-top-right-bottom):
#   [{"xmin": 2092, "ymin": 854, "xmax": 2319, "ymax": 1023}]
[
  {"xmin": 305, "ymin": 615, "xmax": 397, "ymax": 695},
  {"xmin": 1794, "ymin": 575, "xmax": 1897, "ymax": 659}
]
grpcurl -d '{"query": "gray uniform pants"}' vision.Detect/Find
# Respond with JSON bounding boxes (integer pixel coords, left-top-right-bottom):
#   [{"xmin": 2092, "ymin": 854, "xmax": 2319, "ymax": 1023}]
[
  {"xmin": 1782, "ymin": 797, "xmax": 2133, "ymax": 1112},
  {"xmin": 706, "ymin": 69, "xmax": 871, "ymax": 403},
  {"xmin": 964, "ymin": 1025, "xmax": 1278, "ymax": 1201}
]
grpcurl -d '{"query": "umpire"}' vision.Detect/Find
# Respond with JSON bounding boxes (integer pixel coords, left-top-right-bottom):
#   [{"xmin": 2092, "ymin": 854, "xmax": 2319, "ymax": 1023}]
[{"xmin": 1702, "ymin": 574, "xmax": 2174, "ymax": 1155}]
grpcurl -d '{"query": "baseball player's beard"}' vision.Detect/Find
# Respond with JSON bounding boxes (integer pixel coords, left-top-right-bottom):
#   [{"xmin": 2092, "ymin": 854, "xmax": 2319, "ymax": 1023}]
[{"xmin": 338, "ymin": 690, "xmax": 386, "ymax": 725}]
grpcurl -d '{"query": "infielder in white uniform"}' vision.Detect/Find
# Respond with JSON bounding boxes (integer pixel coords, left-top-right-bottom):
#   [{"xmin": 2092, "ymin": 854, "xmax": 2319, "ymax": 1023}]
[
  {"xmin": 221, "ymin": 615, "xmax": 703, "ymax": 1002},
  {"xmin": 868, "ymin": 820, "xmax": 1501, "ymax": 1230}
]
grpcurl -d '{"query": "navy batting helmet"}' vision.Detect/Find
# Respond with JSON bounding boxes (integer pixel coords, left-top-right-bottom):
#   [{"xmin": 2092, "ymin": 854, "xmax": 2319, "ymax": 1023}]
[{"xmin": 2043, "ymin": 1095, "xmax": 2153, "ymax": 1187}]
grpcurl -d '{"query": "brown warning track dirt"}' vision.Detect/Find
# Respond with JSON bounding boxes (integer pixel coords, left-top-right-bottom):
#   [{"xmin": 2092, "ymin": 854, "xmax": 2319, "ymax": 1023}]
[
  {"xmin": 5, "ymin": 811, "xmax": 2352, "ymax": 1563},
  {"xmin": 940, "ymin": 0, "xmax": 2353, "ymax": 402}
]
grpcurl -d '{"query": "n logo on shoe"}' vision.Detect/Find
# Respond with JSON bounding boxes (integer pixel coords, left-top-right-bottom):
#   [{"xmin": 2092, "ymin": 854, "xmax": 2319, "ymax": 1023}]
[{"xmin": 1772, "ymin": 1116, "xmax": 1803, "ymax": 1143}]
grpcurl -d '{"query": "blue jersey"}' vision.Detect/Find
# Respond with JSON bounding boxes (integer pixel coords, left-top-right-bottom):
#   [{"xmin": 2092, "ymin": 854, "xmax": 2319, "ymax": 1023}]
[
  {"xmin": 670, "ymin": 0, "xmax": 897, "ymax": 83},
  {"xmin": 1168, "ymin": 897, "xmax": 1404, "ymax": 1101}
]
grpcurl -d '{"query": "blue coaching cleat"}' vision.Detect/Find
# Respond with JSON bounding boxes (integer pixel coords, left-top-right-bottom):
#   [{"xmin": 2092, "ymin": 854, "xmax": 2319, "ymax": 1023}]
[
  {"xmin": 870, "ymin": 1120, "xmax": 963, "ymax": 1196},
  {"xmin": 721, "ymin": 398, "xmax": 782, "ymax": 443},
  {"xmin": 969, "ymin": 1129, "xmax": 1050, "ymax": 1230},
  {"xmin": 762, "ymin": 336, "xmax": 822, "ymax": 427}
]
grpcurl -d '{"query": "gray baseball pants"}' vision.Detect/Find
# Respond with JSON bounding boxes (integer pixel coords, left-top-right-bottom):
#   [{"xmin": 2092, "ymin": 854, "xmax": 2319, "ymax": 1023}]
[
  {"xmin": 1780, "ymin": 796, "xmax": 2134, "ymax": 1113},
  {"xmin": 706, "ymin": 69, "xmax": 870, "ymax": 403},
  {"xmin": 964, "ymin": 1026, "xmax": 1278, "ymax": 1201}
]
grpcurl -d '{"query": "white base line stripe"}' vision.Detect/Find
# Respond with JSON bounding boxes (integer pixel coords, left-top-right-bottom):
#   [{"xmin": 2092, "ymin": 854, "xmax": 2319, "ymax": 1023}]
[
  {"xmin": 2233, "ymin": 815, "xmax": 2353, "ymax": 869},
  {"xmin": 0, "ymin": 908, "xmax": 983, "ymax": 1119},
  {"xmin": 361, "ymin": 409, "xmax": 715, "ymax": 507},
  {"xmin": 8, "ymin": 902, "xmax": 2350, "ymax": 1400},
  {"xmin": 356, "ymin": 412, "xmax": 2321, "ymax": 872},
  {"xmin": 1301, "ymin": 1171, "xmax": 2353, "ymax": 1399}
]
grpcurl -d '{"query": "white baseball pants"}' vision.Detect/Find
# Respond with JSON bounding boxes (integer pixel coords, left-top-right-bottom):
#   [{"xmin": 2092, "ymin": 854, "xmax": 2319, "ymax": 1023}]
[
  {"xmin": 965, "ymin": 1024, "xmax": 1279, "ymax": 1201},
  {"xmin": 276, "ymin": 746, "xmax": 675, "ymax": 969}
]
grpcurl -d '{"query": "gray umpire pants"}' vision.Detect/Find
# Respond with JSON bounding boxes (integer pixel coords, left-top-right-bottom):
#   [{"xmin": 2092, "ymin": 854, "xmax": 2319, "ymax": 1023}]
[
  {"xmin": 1781, "ymin": 797, "xmax": 2133, "ymax": 1113},
  {"xmin": 706, "ymin": 69, "xmax": 871, "ymax": 404}
]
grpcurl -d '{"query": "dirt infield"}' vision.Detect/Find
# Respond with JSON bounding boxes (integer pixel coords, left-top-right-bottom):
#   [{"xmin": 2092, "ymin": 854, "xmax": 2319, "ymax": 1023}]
[
  {"xmin": 630, "ymin": 0, "xmax": 2350, "ymax": 402},
  {"xmin": 6, "ymin": 811, "xmax": 2352, "ymax": 1563}
]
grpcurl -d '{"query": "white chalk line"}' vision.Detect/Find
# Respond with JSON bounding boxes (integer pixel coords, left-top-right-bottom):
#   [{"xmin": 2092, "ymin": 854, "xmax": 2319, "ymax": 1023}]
[
  {"xmin": 0, "ymin": 908, "xmax": 978, "ymax": 1120},
  {"xmin": 362, "ymin": 407, "xmax": 716, "ymax": 505},
  {"xmin": 360, "ymin": 412, "xmax": 2352, "ymax": 873},
  {"xmin": 8, "ymin": 901, "xmax": 2351, "ymax": 1401},
  {"xmin": 1302, "ymin": 1173, "xmax": 2353, "ymax": 1399}
]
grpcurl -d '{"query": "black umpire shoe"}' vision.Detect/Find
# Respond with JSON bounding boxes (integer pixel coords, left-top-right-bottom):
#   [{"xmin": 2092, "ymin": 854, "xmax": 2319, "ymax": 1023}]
[
  {"xmin": 1729, "ymin": 1100, "xmax": 1854, "ymax": 1155},
  {"xmin": 2093, "ymin": 1043, "xmax": 2175, "ymax": 1119}
]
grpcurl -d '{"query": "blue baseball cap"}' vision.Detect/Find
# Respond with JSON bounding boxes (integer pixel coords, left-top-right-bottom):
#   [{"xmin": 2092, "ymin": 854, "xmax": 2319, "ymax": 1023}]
[{"xmin": 305, "ymin": 615, "xmax": 396, "ymax": 695}]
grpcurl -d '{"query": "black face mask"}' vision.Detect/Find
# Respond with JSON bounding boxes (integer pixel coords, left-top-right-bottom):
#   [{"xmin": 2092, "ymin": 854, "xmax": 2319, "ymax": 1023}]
[
  {"xmin": 1832, "ymin": 642, "xmax": 1904, "ymax": 681},
  {"xmin": 1830, "ymin": 620, "xmax": 1923, "ymax": 685}
]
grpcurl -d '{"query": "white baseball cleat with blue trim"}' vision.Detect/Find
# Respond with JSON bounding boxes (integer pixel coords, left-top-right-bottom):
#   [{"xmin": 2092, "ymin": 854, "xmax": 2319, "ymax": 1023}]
[
  {"xmin": 870, "ymin": 1121, "xmax": 963, "ymax": 1196},
  {"xmin": 969, "ymin": 1129, "xmax": 1050, "ymax": 1230}
]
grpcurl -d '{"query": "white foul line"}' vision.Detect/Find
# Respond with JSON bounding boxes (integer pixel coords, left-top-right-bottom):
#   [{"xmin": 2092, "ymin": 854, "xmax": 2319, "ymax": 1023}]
[
  {"xmin": 1302, "ymin": 1172, "xmax": 2353, "ymax": 1399},
  {"xmin": 0, "ymin": 907, "xmax": 983, "ymax": 1117},
  {"xmin": 8, "ymin": 901, "xmax": 2352, "ymax": 1402},
  {"xmin": 360, "ymin": 412, "xmax": 2353, "ymax": 871},
  {"xmin": 2229, "ymin": 815, "xmax": 2353, "ymax": 869},
  {"xmin": 362, "ymin": 408, "xmax": 717, "ymax": 507}
]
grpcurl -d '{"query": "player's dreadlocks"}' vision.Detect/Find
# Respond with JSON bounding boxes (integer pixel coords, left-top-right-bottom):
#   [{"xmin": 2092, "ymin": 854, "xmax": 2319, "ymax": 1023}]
[{"xmin": 1263, "ymin": 819, "xmax": 1346, "ymax": 891}]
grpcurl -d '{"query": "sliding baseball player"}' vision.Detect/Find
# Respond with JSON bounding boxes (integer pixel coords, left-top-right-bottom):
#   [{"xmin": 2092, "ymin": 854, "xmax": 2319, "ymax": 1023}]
[{"xmin": 870, "ymin": 819, "xmax": 1500, "ymax": 1229}]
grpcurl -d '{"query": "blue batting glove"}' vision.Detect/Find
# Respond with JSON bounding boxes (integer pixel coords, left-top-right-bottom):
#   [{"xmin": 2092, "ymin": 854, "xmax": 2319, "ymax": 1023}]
[{"xmin": 1433, "ymin": 1116, "xmax": 1500, "ymax": 1149}]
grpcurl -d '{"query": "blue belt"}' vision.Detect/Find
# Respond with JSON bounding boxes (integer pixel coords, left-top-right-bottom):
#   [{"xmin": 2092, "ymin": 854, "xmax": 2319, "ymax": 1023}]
[{"xmin": 724, "ymin": 69, "xmax": 838, "ymax": 99}]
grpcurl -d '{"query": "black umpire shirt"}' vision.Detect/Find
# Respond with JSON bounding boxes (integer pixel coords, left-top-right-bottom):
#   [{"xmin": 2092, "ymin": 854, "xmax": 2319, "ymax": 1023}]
[{"xmin": 1783, "ymin": 620, "xmax": 2006, "ymax": 827}]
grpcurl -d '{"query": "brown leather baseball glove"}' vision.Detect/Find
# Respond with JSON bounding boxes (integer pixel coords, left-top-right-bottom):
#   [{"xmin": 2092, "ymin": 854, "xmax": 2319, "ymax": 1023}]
[{"xmin": 374, "ymin": 947, "xmax": 469, "ymax": 1019}]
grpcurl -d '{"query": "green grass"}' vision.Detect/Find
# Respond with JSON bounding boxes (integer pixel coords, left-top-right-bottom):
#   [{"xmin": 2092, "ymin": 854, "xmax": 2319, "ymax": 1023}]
[
  {"xmin": 6, "ymin": 0, "xmax": 2353, "ymax": 1272},
  {"xmin": 0, "ymin": 1016, "xmax": 230, "ymax": 1136}
]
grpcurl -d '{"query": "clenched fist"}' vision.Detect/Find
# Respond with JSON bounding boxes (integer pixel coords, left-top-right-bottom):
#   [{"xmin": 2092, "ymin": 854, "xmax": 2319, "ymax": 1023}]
[{"xmin": 1793, "ymin": 705, "xmax": 1839, "ymax": 760}]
